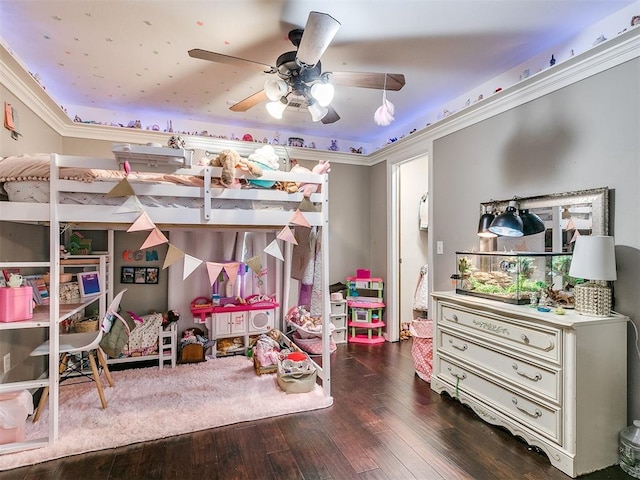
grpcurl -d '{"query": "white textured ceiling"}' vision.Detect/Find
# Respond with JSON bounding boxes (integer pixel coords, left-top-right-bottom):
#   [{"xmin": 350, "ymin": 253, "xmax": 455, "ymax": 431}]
[{"xmin": 0, "ymin": 0, "xmax": 637, "ymax": 147}]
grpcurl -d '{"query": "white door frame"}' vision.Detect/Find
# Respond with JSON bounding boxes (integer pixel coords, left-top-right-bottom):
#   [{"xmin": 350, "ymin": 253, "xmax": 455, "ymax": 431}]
[{"xmin": 386, "ymin": 148, "xmax": 431, "ymax": 342}]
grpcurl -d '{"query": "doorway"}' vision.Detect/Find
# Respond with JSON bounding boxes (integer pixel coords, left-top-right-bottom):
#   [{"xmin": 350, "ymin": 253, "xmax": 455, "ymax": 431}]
[{"xmin": 387, "ymin": 154, "xmax": 428, "ymax": 341}]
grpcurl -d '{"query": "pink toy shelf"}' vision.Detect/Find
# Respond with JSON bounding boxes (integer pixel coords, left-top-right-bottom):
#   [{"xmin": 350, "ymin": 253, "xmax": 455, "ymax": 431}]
[{"xmin": 346, "ymin": 272, "xmax": 385, "ymax": 345}]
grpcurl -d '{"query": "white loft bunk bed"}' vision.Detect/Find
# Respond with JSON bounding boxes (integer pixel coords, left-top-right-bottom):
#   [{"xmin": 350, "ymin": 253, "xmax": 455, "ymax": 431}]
[{"xmin": 0, "ymin": 148, "xmax": 332, "ymax": 451}]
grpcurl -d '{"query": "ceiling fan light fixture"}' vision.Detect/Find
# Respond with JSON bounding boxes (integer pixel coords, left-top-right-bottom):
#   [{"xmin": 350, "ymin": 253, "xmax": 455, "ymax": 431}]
[
  {"xmin": 307, "ymin": 100, "xmax": 328, "ymax": 122},
  {"xmin": 266, "ymin": 100, "xmax": 288, "ymax": 119},
  {"xmin": 310, "ymin": 81, "xmax": 334, "ymax": 107},
  {"xmin": 264, "ymin": 78, "xmax": 288, "ymax": 102}
]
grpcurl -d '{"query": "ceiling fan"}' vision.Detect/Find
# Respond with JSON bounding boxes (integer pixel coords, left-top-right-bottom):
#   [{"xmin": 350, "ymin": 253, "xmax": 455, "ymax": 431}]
[{"xmin": 188, "ymin": 11, "xmax": 406, "ymax": 124}]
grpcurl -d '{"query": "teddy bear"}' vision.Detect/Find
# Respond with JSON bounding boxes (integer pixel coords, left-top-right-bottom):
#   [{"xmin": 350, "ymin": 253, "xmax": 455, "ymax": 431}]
[
  {"xmin": 209, "ymin": 149, "xmax": 263, "ymax": 188},
  {"xmin": 290, "ymin": 160, "xmax": 331, "ymax": 197}
]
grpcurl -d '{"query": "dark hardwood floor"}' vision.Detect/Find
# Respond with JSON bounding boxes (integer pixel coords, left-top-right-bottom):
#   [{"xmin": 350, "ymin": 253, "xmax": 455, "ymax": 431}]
[{"xmin": 0, "ymin": 340, "xmax": 633, "ymax": 480}]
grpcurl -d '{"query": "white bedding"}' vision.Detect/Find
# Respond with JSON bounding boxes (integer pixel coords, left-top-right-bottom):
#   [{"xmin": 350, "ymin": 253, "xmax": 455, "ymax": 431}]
[{"xmin": 2, "ymin": 181, "xmax": 288, "ymax": 210}]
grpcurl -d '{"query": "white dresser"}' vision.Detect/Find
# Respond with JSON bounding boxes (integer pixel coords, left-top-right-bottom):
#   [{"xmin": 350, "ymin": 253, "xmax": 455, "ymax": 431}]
[{"xmin": 431, "ymin": 291, "xmax": 628, "ymax": 477}]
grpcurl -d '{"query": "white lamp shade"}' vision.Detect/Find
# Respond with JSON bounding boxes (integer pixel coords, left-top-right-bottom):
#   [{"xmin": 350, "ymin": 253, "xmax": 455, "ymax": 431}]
[
  {"xmin": 265, "ymin": 100, "xmax": 287, "ymax": 119},
  {"xmin": 264, "ymin": 78, "xmax": 288, "ymax": 102},
  {"xmin": 569, "ymin": 235, "xmax": 617, "ymax": 281},
  {"xmin": 307, "ymin": 101, "xmax": 328, "ymax": 122},
  {"xmin": 310, "ymin": 82, "xmax": 334, "ymax": 107}
]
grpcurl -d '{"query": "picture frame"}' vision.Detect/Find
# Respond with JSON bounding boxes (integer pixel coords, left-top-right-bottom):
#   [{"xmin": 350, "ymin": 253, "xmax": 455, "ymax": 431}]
[
  {"xmin": 120, "ymin": 267, "xmax": 134, "ymax": 284},
  {"xmin": 76, "ymin": 271, "xmax": 101, "ymax": 297},
  {"xmin": 122, "ymin": 266, "xmax": 159, "ymax": 285},
  {"xmin": 134, "ymin": 268, "xmax": 147, "ymax": 284},
  {"xmin": 145, "ymin": 267, "xmax": 159, "ymax": 284}
]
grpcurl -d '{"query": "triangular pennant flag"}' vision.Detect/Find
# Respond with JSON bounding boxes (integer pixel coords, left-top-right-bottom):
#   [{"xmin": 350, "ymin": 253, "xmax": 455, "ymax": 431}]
[
  {"xmin": 245, "ymin": 255, "xmax": 262, "ymax": 276},
  {"xmin": 277, "ymin": 225, "xmax": 298, "ymax": 245},
  {"xmin": 298, "ymin": 197, "xmax": 318, "ymax": 212},
  {"xmin": 140, "ymin": 227, "xmax": 169, "ymax": 249},
  {"xmin": 183, "ymin": 254, "xmax": 203, "ymax": 280},
  {"xmin": 290, "ymin": 209, "xmax": 311, "ymax": 228},
  {"xmin": 114, "ymin": 195, "xmax": 143, "ymax": 214},
  {"xmin": 127, "ymin": 211, "xmax": 156, "ymax": 232},
  {"xmin": 206, "ymin": 262, "xmax": 224, "ymax": 287},
  {"xmin": 570, "ymin": 229, "xmax": 581, "ymax": 243},
  {"xmin": 106, "ymin": 177, "xmax": 135, "ymax": 197},
  {"xmin": 223, "ymin": 262, "xmax": 240, "ymax": 289},
  {"xmin": 264, "ymin": 239, "xmax": 284, "ymax": 261},
  {"xmin": 162, "ymin": 244, "xmax": 185, "ymax": 269},
  {"xmin": 565, "ymin": 218, "xmax": 576, "ymax": 231}
]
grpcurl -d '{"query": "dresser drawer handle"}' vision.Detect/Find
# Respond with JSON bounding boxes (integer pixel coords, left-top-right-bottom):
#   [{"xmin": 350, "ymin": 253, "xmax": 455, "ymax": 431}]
[
  {"xmin": 512, "ymin": 398, "xmax": 542, "ymax": 418},
  {"xmin": 449, "ymin": 339, "xmax": 468, "ymax": 351},
  {"xmin": 446, "ymin": 366, "xmax": 466, "ymax": 381},
  {"xmin": 512, "ymin": 363, "xmax": 542, "ymax": 382},
  {"xmin": 521, "ymin": 333, "xmax": 530, "ymax": 343},
  {"xmin": 451, "ymin": 314, "xmax": 459, "ymax": 322}
]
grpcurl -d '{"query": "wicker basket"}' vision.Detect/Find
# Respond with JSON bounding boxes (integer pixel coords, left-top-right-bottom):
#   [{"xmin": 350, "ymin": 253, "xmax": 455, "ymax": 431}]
[{"xmin": 74, "ymin": 318, "xmax": 99, "ymax": 333}]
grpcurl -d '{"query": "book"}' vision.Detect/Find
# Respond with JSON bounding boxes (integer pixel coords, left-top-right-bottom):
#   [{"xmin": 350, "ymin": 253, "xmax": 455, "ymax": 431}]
[{"xmin": 24, "ymin": 275, "xmax": 49, "ymax": 305}]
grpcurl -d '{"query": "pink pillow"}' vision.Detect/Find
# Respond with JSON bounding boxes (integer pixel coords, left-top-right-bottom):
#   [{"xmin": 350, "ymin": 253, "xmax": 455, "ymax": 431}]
[{"xmin": 126, "ymin": 310, "xmax": 144, "ymax": 325}]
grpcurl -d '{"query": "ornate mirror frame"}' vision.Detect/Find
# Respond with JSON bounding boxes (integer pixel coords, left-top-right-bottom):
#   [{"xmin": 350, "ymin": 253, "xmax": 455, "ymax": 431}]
[{"xmin": 481, "ymin": 187, "xmax": 609, "ymax": 252}]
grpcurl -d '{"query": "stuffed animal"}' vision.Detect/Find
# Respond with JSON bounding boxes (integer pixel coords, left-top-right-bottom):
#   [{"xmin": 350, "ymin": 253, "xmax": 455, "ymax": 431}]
[
  {"xmin": 210, "ymin": 149, "xmax": 263, "ymax": 187},
  {"xmin": 290, "ymin": 160, "xmax": 331, "ymax": 197}
]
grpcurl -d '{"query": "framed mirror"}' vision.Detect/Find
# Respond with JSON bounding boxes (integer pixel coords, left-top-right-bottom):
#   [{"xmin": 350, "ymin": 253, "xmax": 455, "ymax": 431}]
[{"xmin": 481, "ymin": 187, "xmax": 609, "ymax": 252}]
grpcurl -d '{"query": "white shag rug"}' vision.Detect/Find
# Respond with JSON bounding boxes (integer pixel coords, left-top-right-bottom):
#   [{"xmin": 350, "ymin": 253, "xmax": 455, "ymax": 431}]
[{"xmin": 0, "ymin": 356, "xmax": 333, "ymax": 471}]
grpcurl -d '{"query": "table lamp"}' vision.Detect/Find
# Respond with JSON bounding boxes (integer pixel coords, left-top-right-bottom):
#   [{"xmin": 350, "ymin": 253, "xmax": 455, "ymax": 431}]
[{"xmin": 568, "ymin": 235, "xmax": 617, "ymax": 316}]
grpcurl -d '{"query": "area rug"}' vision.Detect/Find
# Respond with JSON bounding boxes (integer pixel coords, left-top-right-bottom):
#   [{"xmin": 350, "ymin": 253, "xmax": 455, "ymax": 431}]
[{"xmin": 0, "ymin": 356, "xmax": 333, "ymax": 471}]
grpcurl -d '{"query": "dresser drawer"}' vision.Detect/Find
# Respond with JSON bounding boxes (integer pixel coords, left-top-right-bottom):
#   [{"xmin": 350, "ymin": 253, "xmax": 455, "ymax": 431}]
[
  {"xmin": 438, "ymin": 357, "xmax": 561, "ymax": 443},
  {"xmin": 439, "ymin": 329, "xmax": 561, "ymax": 402},
  {"xmin": 440, "ymin": 304, "xmax": 560, "ymax": 363}
]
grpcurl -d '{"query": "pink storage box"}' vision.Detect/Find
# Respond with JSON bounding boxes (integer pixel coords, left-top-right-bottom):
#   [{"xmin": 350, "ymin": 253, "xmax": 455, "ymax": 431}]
[
  {"xmin": 356, "ymin": 269, "xmax": 371, "ymax": 278},
  {"xmin": 0, "ymin": 287, "xmax": 33, "ymax": 322}
]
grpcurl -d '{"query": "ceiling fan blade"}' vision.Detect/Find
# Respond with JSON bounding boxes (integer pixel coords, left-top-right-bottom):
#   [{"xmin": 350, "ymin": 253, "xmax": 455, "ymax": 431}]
[
  {"xmin": 229, "ymin": 90, "xmax": 268, "ymax": 112},
  {"xmin": 321, "ymin": 105, "xmax": 340, "ymax": 124},
  {"xmin": 329, "ymin": 72, "xmax": 406, "ymax": 91},
  {"xmin": 296, "ymin": 11, "xmax": 340, "ymax": 67},
  {"xmin": 188, "ymin": 49, "xmax": 275, "ymax": 72}
]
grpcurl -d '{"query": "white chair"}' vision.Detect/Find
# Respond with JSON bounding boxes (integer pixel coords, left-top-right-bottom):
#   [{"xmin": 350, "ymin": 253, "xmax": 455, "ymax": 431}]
[{"xmin": 31, "ymin": 289, "xmax": 126, "ymax": 422}]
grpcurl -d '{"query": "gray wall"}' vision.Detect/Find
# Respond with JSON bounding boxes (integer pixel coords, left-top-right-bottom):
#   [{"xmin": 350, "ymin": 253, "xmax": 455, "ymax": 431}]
[
  {"xmin": 430, "ymin": 58, "xmax": 640, "ymax": 420},
  {"xmin": 0, "ymin": 84, "xmax": 61, "ymax": 155}
]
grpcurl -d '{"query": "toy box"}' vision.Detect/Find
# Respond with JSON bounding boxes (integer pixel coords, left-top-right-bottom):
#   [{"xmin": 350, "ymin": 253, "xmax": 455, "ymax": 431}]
[{"xmin": 0, "ymin": 287, "xmax": 33, "ymax": 322}]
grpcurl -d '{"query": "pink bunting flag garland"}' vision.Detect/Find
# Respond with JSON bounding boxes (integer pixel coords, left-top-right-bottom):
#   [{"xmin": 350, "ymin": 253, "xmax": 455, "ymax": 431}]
[
  {"xmin": 127, "ymin": 211, "xmax": 156, "ymax": 232},
  {"xmin": 290, "ymin": 209, "xmax": 311, "ymax": 228},
  {"xmin": 140, "ymin": 228, "xmax": 168, "ymax": 250},
  {"xmin": 277, "ymin": 225, "xmax": 298, "ymax": 245}
]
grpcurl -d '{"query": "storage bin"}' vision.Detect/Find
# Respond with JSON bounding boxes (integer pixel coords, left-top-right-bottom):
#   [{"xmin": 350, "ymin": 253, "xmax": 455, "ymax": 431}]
[
  {"xmin": 330, "ymin": 301, "xmax": 346, "ymax": 315},
  {"xmin": 332, "ymin": 328, "xmax": 347, "ymax": 343},
  {"xmin": 410, "ymin": 320, "xmax": 433, "ymax": 382},
  {"xmin": 277, "ymin": 352, "xmax": 317, "ymax": 394},
  {"xmin": 331, "ymin": 315, "xmax": 346, "ymax": 329},
  {"xmin": 0, "ymin": 287, "xmax": 33, "ymax": 322},
  {"xmin": 0, "ymin": 391, "xmax": 33, "ymax": 444}
]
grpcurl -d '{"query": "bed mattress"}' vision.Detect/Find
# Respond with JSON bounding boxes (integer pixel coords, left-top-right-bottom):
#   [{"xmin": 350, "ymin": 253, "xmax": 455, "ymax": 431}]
[{"xmin": 2, "ymin": 181, "xmax": 288, "ymax": 210}]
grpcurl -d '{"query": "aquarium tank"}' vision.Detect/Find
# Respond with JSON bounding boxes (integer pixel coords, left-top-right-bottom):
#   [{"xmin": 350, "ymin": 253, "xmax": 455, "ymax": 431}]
[{"xmin": 455, "ymin": 251, "xmax": 574, "ymax": 305}]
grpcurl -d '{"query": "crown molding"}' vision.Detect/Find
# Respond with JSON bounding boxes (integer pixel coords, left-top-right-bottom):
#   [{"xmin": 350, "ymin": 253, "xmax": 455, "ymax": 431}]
[
  {"xmin": 368, "ymin": 27, "xmax": 640, "ymax": 166},
  {"xmin": 2, "ymin": 27, "xmax": 638, "ymax": 167}
]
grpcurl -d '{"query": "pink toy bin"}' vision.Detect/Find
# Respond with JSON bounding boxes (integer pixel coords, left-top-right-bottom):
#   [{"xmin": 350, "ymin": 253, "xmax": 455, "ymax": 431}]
[{"xmin": 0, "ymin": 286, "xmax": 33, "ymax": 322}]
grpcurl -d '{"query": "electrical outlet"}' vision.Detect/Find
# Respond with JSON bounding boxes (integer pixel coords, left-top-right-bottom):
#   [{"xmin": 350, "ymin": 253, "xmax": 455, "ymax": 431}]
[{"xmin": 3, "ymin": 353, "xmax": 10, "ymax": 373}]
